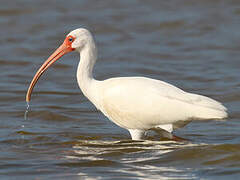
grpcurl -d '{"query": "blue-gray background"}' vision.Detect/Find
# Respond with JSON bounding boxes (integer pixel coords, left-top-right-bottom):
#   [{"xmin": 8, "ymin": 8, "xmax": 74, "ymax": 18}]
[{"xmin": 0, "ymin": 1, "xmax": 240, "ymax": 179}]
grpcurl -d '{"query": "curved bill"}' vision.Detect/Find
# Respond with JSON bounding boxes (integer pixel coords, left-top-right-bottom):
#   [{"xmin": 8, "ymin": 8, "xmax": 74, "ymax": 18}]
[{"xmin": 26, "ymin": 41, "xmax": 74, "ymax": 102}]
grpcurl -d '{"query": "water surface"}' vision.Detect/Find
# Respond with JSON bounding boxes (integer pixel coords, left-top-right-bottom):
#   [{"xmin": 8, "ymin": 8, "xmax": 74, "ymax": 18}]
[{"xmin": 1, "ymin": 0, "xmax": 240, "ymax": 179}]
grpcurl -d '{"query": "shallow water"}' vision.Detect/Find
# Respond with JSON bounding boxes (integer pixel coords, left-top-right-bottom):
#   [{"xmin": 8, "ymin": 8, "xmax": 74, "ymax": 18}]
[{"xmin": 1, "ymin": 0, "xmax": 240, "ymax": 179}]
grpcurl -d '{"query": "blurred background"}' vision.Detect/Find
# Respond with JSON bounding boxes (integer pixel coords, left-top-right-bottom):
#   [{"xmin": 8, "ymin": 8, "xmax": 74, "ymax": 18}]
[{"xmin": 0, "ymin": 0, "xmax": 240, "ymax": 179}]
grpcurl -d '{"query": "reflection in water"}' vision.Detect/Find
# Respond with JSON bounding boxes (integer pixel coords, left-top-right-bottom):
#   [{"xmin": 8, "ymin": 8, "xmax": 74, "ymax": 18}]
[{"xmin": 66, "ymin": 140, "xmax": 204, "ymax": 179}]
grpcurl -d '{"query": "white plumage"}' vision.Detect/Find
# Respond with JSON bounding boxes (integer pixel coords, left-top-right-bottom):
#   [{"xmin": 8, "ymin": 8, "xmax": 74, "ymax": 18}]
[
  {"xmin": 100, "ymin": 77, "xmax": 227, "ymax": 127},
  {"xmin": 26, "ymin": 28, "xmax": 228, "ymax": 141}
]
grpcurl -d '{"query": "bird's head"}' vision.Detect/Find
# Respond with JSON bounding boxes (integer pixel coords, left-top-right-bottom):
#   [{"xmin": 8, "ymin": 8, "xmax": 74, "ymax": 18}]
[
  {"xmin": 26, "ymin": 28, "xmax": 93, "ymax": 102},
  {"xmin": 68, "ymin": 28, "xmax": 94, "ymax": 51}
]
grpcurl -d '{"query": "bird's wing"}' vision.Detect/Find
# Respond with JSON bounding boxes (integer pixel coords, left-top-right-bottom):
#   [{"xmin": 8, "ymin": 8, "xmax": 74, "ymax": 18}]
[
  {"xmin": 135, "ymin": 77, "xmax": 226, "ymax": 111},
  {"xmin": 99, "ymin": 77, "xmax": 227, "ymax": 130}
]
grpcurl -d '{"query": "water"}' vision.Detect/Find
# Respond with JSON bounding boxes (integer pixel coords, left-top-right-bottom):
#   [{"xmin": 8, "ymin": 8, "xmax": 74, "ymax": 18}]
[
  {"xmin": 1, "ymin": 0, "xmax": 240, "ymax": 179},
  {"xmin": 24, "ymin": 102, "xmax": 30, "ymax": 121}
]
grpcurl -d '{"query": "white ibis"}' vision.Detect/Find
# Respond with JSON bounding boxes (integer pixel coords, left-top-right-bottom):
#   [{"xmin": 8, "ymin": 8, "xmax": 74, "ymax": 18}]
[{"xmin": 26, "ymin": 28, "xmax": 228, "ymax": 141}]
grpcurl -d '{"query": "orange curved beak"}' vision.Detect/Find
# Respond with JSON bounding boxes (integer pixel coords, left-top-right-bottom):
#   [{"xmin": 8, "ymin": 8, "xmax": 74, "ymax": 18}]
[{"xmin": 26, "ymin": 37, "xmax": 75, "ymax": 102}]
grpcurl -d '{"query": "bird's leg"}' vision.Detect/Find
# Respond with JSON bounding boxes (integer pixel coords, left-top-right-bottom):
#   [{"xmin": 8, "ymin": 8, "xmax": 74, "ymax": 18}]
[
  {"xmin": 128, "ymin": 129, "xmax": 146, "ymax": 140},
  {"xmin": 151, "ymin": 127, "xmax": 188, "ymax": 142},
  {"xmin": 172, "ymin": 134, "xmax": 188, "ymax": 141}
]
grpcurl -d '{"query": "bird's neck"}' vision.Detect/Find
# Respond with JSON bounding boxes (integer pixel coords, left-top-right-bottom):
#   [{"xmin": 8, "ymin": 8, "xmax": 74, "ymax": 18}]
[{"xmin": 77, "ymin": 42, "xmax": 100, "ymax": 108}]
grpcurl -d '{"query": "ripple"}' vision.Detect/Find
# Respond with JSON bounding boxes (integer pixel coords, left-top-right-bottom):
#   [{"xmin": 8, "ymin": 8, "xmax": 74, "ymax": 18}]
[{"xmin": 0, "ymin": 0, "xmax": 240, "ymax": 179}]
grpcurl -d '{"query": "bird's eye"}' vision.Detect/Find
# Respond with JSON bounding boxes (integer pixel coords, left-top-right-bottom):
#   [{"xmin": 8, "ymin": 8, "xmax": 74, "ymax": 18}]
[{"xmin": 69, "ymin": 37, "xmax": 73, "ymax": 42}]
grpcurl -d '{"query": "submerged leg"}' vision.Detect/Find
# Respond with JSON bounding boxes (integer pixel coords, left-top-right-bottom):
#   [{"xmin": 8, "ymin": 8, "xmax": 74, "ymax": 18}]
[
  {"xmin": 172, "ymin": 134, "xmax": 188, "ymax": 141},
  {"xmin": 128, "ymin": 129, "xmax": 146, "ymax": 140},
  {"xmin": 152, "ymin": 125, "xmax": 188, "ymax": 141},
  {"xmin": 156, "ymin": 124, "xmax": 173, "ymax": 133}
]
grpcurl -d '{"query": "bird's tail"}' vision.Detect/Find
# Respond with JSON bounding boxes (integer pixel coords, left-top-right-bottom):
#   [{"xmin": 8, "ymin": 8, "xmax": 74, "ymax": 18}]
[
  {"xmin": 193, "ymin": 103, "xmax": 228, "ymax": 120},
  {"xmin": 187, "ymin": 93, "xmax": 228, "ymax": 120}
]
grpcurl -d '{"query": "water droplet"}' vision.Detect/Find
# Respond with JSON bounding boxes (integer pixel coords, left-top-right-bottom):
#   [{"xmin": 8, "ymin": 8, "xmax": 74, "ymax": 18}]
[
  {"xmin": 24, "ymin": 102, "xmax": 30, "ymax": 121},
  {"xmin": 26, "ymin": 102, "xmax": 30, "ymax": 110}
]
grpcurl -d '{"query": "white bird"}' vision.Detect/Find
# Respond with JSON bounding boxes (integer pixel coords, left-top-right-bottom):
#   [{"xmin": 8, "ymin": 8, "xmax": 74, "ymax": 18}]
[{"xmin": 26, "ymin": 28, "xmax": 228, "ymax": 141}]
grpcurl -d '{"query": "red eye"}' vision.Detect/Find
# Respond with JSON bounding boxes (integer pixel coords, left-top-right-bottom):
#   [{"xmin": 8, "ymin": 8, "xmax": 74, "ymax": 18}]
[
  {"xmin": 67, "ymin": 35, "xmax": 75, "ymax": 43},
  {"xmin": 65, "ymin": 35, "xmax": 75, "ymax": 46}
]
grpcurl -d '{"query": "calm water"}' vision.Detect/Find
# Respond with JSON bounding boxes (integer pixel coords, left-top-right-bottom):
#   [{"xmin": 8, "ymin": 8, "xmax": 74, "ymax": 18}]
[{"xmin": 1, "ymin": 0, "xmax": 240, "ymax": 179}]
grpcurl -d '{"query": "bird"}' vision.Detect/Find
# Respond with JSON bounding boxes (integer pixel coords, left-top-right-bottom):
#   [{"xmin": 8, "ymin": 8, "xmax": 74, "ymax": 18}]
[{"xmin": 26, "ymin": 28, "xmax": 228, "ymax": 141}]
